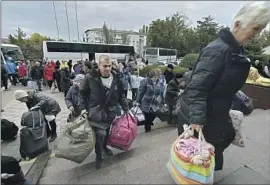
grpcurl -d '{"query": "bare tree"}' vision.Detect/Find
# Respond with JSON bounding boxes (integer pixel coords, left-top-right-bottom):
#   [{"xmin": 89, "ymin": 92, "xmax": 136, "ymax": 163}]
[
  {"xmin": 121, "ymin": 33, "xmax": 130, "ymax": 45},
  {"xmin": 102, "ymin": 22, "xmax": 114, "ymax": 44}
]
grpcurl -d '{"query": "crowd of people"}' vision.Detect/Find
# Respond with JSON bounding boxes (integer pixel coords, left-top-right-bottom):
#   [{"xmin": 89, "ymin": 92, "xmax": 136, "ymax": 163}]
[{"xmin": 2, "ymin": 2, "xmax": 270, "ymax": 184}]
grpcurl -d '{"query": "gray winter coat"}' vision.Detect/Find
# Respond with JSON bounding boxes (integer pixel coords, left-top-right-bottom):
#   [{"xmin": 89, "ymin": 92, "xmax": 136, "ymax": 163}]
[
  {"xmin": 136, "ymin": 77, "xmax": 164, "ymax": 113},
  {"xmin": 26, "ymin": 90, "xmax": 61, "ymax": 116},
  {"xmin": 65, "ymin": 85, "xmax": 81, "ymax": 117}
]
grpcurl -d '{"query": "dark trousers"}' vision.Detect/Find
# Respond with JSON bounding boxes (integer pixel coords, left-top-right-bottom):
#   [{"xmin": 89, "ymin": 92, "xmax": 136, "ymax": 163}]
[
  {"xmin": 56, "ymin": 80, "xmax": 62, "ymax": 92},
  {"xmin": 34, "ymin": 79, "xmax": 42, "ymax": 90},
  {"xmin": 47, "ymin": 80, "xmax": 53, "ymax": 89},
  {"xmin": 45, "ymin": 119, "xmax": 57, "ymax": 137},
  {"xmin": 64, "ymin": 90, "xmax": 69, "ymax": 97},
  {"xmin": 1, "ymin": 76, "xmax": 8, "ymax": 89},
  {"xmin": 131, "ymin": 88, "xmax": 138, "ymax": 101},
  {"xmin": 124, "ymin": 90, "xmax": 128, "ymax": 98},
  {"xmin": 168, "ymin": 105, "xmax": 174, "ymax": 125},
  {"xmin": 92, "ymin": 126, "xmax": 110, "ymax": 158},
  {"xmin": 8, "ymin": 74, "xmax": 17, "ymax": 86},
  {"xmin": 177, "ymin": 121, "xmax": 235, "ymax": 171},
  {"xmin": 141, "ymin": 112, "xmax": 156, "ymax": 131}
]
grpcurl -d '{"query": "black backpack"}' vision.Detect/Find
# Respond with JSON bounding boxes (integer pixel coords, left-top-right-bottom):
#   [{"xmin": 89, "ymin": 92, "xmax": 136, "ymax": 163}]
[
  {"xmin": 1, "ymin": 155, "xmax": 21, "ymax": 174},
  {"xmin": 1, "ymin": 119, "xmax": 19, "ymax": 141},
  {"xmin": 1, "ymin": 155, "xmax": 26, "ymax": 185}
]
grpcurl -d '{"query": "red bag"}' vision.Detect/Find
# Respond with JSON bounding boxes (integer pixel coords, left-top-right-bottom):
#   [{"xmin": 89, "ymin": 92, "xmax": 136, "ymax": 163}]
[{"xmin": 107, "ymin": 113, "xmax": 137, "ymax": 151}]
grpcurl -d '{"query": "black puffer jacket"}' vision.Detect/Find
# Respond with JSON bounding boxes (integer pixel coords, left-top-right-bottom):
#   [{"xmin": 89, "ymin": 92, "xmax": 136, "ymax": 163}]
[
  {"xmin": 179, "ymin": 28, "xmax": 250, "ymax": 126},
  {"xmin": 30, "ymin": 66, "xmax": 43, "ymax": 80},
  {"xmin": 60, "ymin": 68, "xmax": 71, "ymax": 91},
  {"xmin": 165, "ymin": 78, "xmax": 181, "ymax": 107},
  {"xmin": 79, "ymin": 69, "xmax": 129, "ymax": 129}
]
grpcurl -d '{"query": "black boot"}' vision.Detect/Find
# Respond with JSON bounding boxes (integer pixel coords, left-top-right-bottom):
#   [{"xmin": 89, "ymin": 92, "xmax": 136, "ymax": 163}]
[
  {"xmin": 103, "ymin": 147, "xmax": 113, "ymax": 156},
  {"xmin": 49, "ymin": 133, "xmax": 57, "ymax": 142},
  {"xmin": 49, "ymin": 120, "xmax": 57, "ymax": 142},
  {"xmin": 95, "ymin": 155, "xmax": 102, "ymax": 170}
]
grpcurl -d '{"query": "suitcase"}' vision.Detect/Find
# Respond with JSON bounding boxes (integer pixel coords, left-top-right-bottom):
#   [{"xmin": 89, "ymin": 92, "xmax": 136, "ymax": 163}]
[
  {"xmin": 20, "ymin": 110, "xmax": 48, "ymax": 159},
  {"xmin": 1, "ymin": 119, "xmax": 19, "ymax": 141}
]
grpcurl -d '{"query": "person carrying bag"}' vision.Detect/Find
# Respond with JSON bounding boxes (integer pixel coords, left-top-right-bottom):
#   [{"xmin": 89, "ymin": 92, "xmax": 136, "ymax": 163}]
[
  {"xmin": 167, "ymin": 125, "xmax": 215, "ymax": 185},
  {"xmin": 55, "ymin": 112, "xmax": 95, "ymax": 164}
]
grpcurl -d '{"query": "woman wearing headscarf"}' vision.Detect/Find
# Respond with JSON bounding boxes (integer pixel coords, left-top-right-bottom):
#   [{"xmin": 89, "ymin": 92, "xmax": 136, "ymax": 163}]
[
  {"xmin": 65, "ymin": 74, "xmax": 85, "ymax": 121},
  {"xmin": 177, "ymin": 2, "xmax": 270, "ymax": 171}
]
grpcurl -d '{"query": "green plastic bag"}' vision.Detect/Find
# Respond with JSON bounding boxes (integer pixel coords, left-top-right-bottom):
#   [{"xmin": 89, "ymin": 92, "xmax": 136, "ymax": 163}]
[{"xmin": 55, "ymin": 114, "xmax": 95, "ymax": 163}]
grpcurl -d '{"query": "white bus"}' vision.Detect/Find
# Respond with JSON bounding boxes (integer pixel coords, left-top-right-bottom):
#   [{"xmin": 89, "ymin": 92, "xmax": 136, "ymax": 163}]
[
  {"xmin": 1, "ymin": 44, "xmax": 24, "ymax": 64},
  {"xmin": 144, "ymin": 47, "xmax": 178, "ymax": 65},
  {"xmin": 43, "ymin": 41, "xmax": 135, "ymax": 63}
]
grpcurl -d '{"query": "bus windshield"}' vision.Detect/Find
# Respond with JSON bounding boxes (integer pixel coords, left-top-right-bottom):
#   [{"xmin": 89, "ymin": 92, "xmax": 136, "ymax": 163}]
[{"xmin": 1, "ymin": 44, "xmax": 24, "ymax": 62}]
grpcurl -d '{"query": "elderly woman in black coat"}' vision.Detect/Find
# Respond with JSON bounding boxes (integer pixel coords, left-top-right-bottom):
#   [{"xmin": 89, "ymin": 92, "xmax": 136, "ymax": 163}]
[{"xmin": 177, "ymin": 2, "xmax": 270, "ymax": 171}]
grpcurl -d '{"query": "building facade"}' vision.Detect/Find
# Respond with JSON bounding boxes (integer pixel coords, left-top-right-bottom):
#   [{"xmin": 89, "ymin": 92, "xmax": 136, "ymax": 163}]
[{"xmin": 84, "ymin": 28, "xmax": 147, "ymax": 56}]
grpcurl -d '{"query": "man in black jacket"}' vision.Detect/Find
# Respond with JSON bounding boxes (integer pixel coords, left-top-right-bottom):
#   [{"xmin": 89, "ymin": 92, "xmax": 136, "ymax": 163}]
[
  {"xmin": 30, "ymin": 62, "xmax": 43, "ymax": 91},
  {"xmin": 163, "ymin": 64, "xmax": 174, "ymax": 84},
  {"xmin": 60, "ymin": 67, "xmax": 71, "ymax": 97},
  {"xmin": 80, "ymin": 55, "xmax": 129, "ymax": 169},
  {"xmin": 165, "ymin": 73, "xmax": 184, "ymax": 125}
]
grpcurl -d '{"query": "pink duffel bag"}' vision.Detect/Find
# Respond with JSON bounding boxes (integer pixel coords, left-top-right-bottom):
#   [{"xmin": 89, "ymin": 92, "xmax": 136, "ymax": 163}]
[{"xmin": 107, "ymin": 113, "xmax": 137, "ymax": 151}]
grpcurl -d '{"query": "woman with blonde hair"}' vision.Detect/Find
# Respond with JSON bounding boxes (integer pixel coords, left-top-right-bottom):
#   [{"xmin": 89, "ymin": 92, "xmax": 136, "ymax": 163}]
[{"xmin": 177, "ymin": 1, "xmax": 270, "ymax": 171}]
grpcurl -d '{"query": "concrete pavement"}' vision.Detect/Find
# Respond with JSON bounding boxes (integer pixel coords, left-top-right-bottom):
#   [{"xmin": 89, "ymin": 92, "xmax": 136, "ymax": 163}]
[{"xmin": 1, "ymin": 87, "xmax": 269, "ymax": 184}]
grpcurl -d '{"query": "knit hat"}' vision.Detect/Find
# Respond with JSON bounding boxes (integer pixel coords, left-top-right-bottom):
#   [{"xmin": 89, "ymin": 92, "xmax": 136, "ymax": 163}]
[
  {"xmin": 73, "ymin": 74, "xmax": 85, "ymax": 84},
  {"xmin": 14, "ymin": 90, "xmax": 28, "ymax": 100}
]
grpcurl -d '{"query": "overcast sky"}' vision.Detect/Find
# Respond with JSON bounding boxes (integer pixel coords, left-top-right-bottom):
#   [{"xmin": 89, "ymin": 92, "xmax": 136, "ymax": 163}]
[{"xmin": 2, "ymin": 1, "xmax": 266, "ymax": 41}]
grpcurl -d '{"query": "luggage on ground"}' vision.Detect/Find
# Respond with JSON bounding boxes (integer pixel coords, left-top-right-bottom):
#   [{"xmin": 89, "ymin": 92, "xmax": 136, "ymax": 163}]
[
  {"xmin": 130, "ymin": 105, "xmax": 145, "ymax": 122},
  {"xmin": 51, "ymin": 82, "xmax": 58, "ymax": 93},
  {"xmin": 167, "ymin": 125, "xmax": 215, "ymax": 185},
  {"xmin": 1, "ymin": 119, "xmax": 19, "ymax": 141},
  {"xmin": 20, "ymin": 110, "xmax": 48, "ymax": 159},
  {"xmin": 18, "ymin": 77, "xmax": 27, "ymax": 86},
  {"xmin": 107, "ymin": 113, "xmax": 137, "ymax": 151},
  {"xmin": 55, "ymin": 113, "xmax": 95, "ymax": 163},
  {"xmin": 1, "ymin": 155, "xmax": 26, "ymax": 185},
  {"xmin": 231, "ymin": 90, "xmax": 253, "ymax": 115},
  {"xmin": 27, "ymin": 80, "xmax": 37, "ymax": 90},
  {"xmin": 154, "ymin": 104, "xmax": 169, "ymax": 122},
  {"xmin": 229, "ymin": 110, "xmax": 245, "ymax": 147}
]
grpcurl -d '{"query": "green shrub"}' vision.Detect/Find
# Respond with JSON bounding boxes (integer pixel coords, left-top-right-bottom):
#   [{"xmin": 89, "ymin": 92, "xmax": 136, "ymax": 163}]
[
  {"xmin": 250, "ymin": 54, "xmax": 270, "ymax": 65},
  {"xmin": 139, "ymin": 65, "xmax": 188, "ymax": 77},
  {"xmin": 180, "ymin": 53, "xmax": 200, "ymax": 69}
]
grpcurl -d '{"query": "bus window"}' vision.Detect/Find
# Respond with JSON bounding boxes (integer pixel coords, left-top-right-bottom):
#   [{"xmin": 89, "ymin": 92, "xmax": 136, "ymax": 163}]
[{"xmin": 146, "ymin": 48, "xmax": 158, "ymax": 55}]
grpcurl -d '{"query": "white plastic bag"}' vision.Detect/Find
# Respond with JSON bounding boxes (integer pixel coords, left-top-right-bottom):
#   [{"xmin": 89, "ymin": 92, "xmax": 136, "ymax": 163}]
[
  {"xmin": 229, "ymin": 110, "xmax": 245, "ymax": 147},
  {"xmin": 27, "ymin": 80, "xmax": 37, "ymax": 90},
  {"xmin": 130, "ymin": 106, "xmax": 145, "ymax": 122},
  {"xmin": 51, "ymin": 82, "xmax": 57, "ymax": 93}
]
